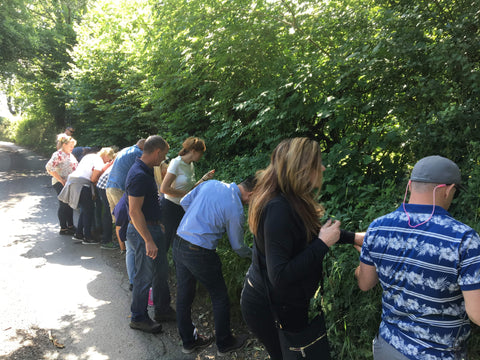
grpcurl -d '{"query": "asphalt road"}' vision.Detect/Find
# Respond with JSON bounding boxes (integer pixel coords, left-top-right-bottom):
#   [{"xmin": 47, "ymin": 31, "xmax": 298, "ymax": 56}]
[{"xmin": 0, "ymin": 142, "xmax": 200, "ymax": 360}]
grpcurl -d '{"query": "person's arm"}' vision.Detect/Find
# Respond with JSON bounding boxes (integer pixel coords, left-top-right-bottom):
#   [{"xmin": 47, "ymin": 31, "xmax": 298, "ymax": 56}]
[
  {"xmin": 463, "ymin": 289, "xmax": 480, "ymax": 325},
  {"xmin": 47, "ymin": 170, "xmax": 66, "ymax": 185},
  {"xmin": 160, "ymin": 172, "xmax": 187, "ymax": 198},
  {"xmin": 355, "ymin": 262, "xmax": 379, "ymax": 291},
  {"xmin": 90, "ymin": 169, "xmax": 103, "ymax": 184},
  {"xmin": 128, "ymin": 195, "xmax": 158, "ymax": 259},
  {"xmin": 193, "ymin": 169, "xmax": 215, "ymax": 187},
  {"xmin": 225, "ymin": 207, "xmax": 251, "ymax": 258}
]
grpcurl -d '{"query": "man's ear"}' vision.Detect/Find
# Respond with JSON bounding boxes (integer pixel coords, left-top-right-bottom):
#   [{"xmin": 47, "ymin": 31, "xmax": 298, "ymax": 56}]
[{"xmin": 445, "ymin": 184, "xmax": 456, "ymax": 198}]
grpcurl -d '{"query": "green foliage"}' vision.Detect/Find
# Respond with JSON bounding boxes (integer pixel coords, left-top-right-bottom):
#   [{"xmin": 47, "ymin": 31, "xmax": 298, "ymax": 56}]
[
  {"xmin": 4, "ymin": 0, "xmax": 480, "ymax": 358},
  {"xmin": 0, "ymin": 117, "xmax": 16, "ymax": 142}
]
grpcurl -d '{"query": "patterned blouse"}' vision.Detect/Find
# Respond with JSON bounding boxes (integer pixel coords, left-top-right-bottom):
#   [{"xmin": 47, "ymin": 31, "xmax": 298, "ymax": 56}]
[{"xmin": 46, "ymin": 150, "xmax": 78, "ymax": 185}]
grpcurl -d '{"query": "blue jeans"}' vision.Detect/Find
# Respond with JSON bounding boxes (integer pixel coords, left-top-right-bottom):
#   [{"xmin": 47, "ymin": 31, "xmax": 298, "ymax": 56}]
[
  {"xmin": 125, "ymin": 238, "xmax": 136, "ymax": 285},
  {"xmin": 173, "ymin": 236, "xmax": 233, "ymax": 350},
  {"xmin": 127, "ymin": 223, "xmax": 171, "ymax": 322},
  {"xmin": 97, "ymin": 187, "xmax": 112, "ymax": 244},
  {"xmin": 77, "ymin": 186, "xmax": 94, "ymax": 238}
]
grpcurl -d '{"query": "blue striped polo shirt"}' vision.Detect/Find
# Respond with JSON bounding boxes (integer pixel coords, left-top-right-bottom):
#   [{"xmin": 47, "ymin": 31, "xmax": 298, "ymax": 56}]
[{"xmin": 360, "ymin": 204, "xmax": 480, "ymax": 360}]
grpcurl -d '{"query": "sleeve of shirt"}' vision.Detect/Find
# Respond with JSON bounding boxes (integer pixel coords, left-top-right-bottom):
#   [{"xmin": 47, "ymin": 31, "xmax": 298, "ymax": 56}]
[
  {"xmin": 126, "ymin": 173, "xmax": 147, "ymax": 198},
  {"xmin": 167, "ymin": 157, "xmax": 179, "ymax": 175},
  {"xmin": 359, "ymin": 225, "xmax": 376, "ymax": 266},
  {"xmin": 179, "ymin": 182, "xmax": 201, "ymax": 211},
  {"xmin": 46, "ymin": 151, "xmax": 61, "ymax": 172},
  {"xmin": 458, "ymin": 230, "xmax": 480, "ymax": 291},
  {"xmin": 225, "ymin": 205, "xmax": 251, "ymax": 258}
]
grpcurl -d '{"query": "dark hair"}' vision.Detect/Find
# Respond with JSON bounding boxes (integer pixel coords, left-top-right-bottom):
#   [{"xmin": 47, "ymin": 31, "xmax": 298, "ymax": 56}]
[
  {"xmin": 143, "ymin": 135, "xmax": 169, "ymax": 154},
  {"xmin": 179, "ymin": 137, "xmax": 206, "ymax": 156},
  {"xmin": 239, "ymin": 175, "xmax": 257, "ymax": 192}
]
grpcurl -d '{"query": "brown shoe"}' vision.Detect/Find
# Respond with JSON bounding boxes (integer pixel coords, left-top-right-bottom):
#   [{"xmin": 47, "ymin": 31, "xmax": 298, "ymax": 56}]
[{"xmin": 129, "ymin": 318, "xmax": 162, "ymax": 334}]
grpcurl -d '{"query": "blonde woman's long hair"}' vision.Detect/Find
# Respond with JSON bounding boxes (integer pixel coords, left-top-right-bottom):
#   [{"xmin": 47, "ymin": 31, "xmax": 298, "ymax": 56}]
[{"xmin": 248, "ymin": 138, "xmax": 325, "ymax": 242}]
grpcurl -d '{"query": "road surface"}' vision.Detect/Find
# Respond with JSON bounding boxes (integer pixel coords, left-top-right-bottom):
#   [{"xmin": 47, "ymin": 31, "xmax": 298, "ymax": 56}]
[{"xmin": 0, "ymin": 142, "xmax": 205, "ymax": 360}]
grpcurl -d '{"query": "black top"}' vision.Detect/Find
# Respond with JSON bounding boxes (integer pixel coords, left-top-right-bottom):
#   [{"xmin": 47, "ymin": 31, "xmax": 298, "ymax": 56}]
[{"xmin": 246, "ymin": 194, "xmax": 354, "ymax": 329}]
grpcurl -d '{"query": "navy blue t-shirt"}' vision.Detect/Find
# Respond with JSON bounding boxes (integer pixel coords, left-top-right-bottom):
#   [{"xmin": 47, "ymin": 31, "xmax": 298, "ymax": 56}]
[{"xmin": 125, "ymin": 158, "xmax": 161, "ymax": 222}]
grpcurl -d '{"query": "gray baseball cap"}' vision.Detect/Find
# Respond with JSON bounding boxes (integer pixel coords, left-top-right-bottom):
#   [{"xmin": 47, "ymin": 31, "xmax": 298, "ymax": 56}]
[{"xmin": 410, "ymin": 155, "xmax": 464, "ymax": 189}]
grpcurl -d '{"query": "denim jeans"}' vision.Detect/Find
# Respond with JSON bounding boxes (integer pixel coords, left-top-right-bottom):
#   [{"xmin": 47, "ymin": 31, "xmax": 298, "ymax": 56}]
[
  {"xmin": 173, "ymin": 236, "xmax": 233, "ymax": 350},
  {"xmin": 97, "ymin": 187, "xmax": 112, "ymax": 244},
  {"xmin": 160, "ymin": 197, "xmax": 185, "ymax": 251},
  {"xmin": 127, "ymin": 223, "xmax": 170, "ymax": 322},
  {"xmin": 241, "ymin": 278, "xmax": 283, "ymax": 360},
  {"xmin": 53, "ymin": 182, "xmax": 74, "ymax": 229},
  {"xmin": 77, "ymin": 186, "xmax": 94, "ymax": 238},
  {"xmin": 373, "ymin": 335, "xmax": 410, "ymax": 360},
  {"xmin": 125, "ymin": 238, "xmax": 136, "ymax": 285}
]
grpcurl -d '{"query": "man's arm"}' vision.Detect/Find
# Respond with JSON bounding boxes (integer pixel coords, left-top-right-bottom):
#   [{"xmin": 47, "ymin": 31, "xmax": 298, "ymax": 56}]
[
  {"xmin": 463, "ymin": 289, "xmax": 480, "ymax": 325},
  {"xmin": 355, "ymin": 262, "xmax": 379, "ymax": 291},
  {"xmin": 226, "ymin": 209, "xmax": 251, "ymax": 258},
  {"xmin": 128, "ymin": 195, "xmax": 158, "ymax": 259}
]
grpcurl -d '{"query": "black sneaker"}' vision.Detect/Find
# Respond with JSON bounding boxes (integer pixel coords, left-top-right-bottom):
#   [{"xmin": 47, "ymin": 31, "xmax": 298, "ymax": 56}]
[
  {"xmin": 154, "ymin": 306, "xmax": 176, "ymax": 322},
  {"xmin": 72, "ymin": 233, "xmax": 84, "ymax": 243},
  {"xmin": 217, "ymin": 334, "xmax": 248, "ymax": 356},
  {"xmin": 82, "ymin": 237, "xmax": 100, "ymax": 245},
  {"xmin": 129, "ymin": 317, "xmax": 162, "ymax": 334},
  {"xmin": 182, "ymin": 334, "xmax": 214, "ymax": 354}
]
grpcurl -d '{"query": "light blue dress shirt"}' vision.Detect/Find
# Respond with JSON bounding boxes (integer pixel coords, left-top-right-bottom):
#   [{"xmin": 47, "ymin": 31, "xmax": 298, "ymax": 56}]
[{"xmin": 177, "ymin": 180, "xmax": 251, "ymax": 258}]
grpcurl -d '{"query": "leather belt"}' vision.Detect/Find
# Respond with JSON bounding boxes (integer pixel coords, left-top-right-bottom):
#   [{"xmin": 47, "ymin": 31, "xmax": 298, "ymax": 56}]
[{"xmin": 129, "ymin": 220, "xmax": 162, "ymax": 226}]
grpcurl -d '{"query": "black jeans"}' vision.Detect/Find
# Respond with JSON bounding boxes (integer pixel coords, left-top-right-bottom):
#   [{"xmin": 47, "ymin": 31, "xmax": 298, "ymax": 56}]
[
  {"xmin": 173, "ymin": 236, "xmax": 234, "ymax": 350},
  {"xmin": 77, "ymin": 186, "xmax": 94, "ymax": 238},
  {"xmin": 97, "ymin": 187, "xmax": 112, "ymax": 244},
  {"xmin": 53, "ymin": 182, "xmax": 74, "ymax": 229},
  {"xmin": 160, "ymin": 197, "xmax": 185, "ymax": 251},
  {"xmin": 241, "ymin": 278, "xmax": 283, "ymax": 360}
]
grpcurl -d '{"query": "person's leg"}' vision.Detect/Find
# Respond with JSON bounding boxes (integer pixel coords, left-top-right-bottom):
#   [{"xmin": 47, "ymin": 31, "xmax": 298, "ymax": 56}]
[
  {"xmin": 106, "ymin": 187, "xmax": 124, "ymax": 222},
  {"xmin": 98, "ymin": 188, "xmax": 113, "ymax": 244},
  {"xmin": 172, "ymin": 237, "xmax": 197, "ymax": 346},
  {"xmin": 124, "ymin": 238, "xmax": 136, "ymax": 288},
  {"xmin": 160, "ymin": 198, "xmax": 185, "ymax": 251},
  {"xmin": 178, "ymin": 240, "xmax": 232, "ymax": 350},
  {"xmin": 78, "ymin": 186, "xmax": 95, "ymax": 239},
  {"xmin": 149, "ymin": 225, "xmax": 171, "ymax": 309},
  {"xmin": 240, "ymin": 280, "xmax": 283, "ymax": 360},
  {"xmin": 128, "ymin": 223, "xmax": 153, "ymax": 322},
  {"xmin": 53, "ymin": 182, "xmax": 68, "ymax": 230}
]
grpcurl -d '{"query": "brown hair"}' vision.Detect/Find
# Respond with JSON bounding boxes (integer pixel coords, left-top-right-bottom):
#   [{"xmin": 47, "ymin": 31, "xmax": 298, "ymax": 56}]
[
  {"xmin": 179, "ymin": 137, "xmax": 206, "ymax": 156},
  {"xmin": 248, "ymin": 138, "xmax": 325, "ymax": 242}
]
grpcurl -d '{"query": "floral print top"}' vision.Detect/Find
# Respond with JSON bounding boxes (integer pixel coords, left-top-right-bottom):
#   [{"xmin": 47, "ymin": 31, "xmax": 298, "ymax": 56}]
[{"xmin": 46, "ymin": 150, "xmax": 78, "ymax": 185}]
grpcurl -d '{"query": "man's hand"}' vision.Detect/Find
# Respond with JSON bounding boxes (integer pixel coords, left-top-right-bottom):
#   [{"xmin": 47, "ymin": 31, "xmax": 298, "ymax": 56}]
[{"xmin": 145, "ymin": 239, "xmax": 158, "ymax": 259}]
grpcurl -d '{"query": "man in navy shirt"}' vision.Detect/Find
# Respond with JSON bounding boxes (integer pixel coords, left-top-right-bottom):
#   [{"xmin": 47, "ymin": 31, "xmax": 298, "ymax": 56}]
[
  {"xmin": 173, "ymin": 177, "xmax": 255, "ymax": 355},
  {"xmin": 125, "ymin": 135, "xmax": 175, "ymax": 333}
]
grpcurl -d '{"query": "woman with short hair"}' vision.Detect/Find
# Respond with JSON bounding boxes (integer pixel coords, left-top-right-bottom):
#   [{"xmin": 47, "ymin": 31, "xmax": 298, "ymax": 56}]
[{"xmin": 46, "ymin": 134, "xmax": 78, "ymax": 235}]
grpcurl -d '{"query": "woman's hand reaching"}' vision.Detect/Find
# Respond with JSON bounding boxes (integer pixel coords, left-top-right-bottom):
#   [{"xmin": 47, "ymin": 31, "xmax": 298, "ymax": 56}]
[{"xmin": 318, "ymin": 218, "xmax": 341, "ymax": 247}]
